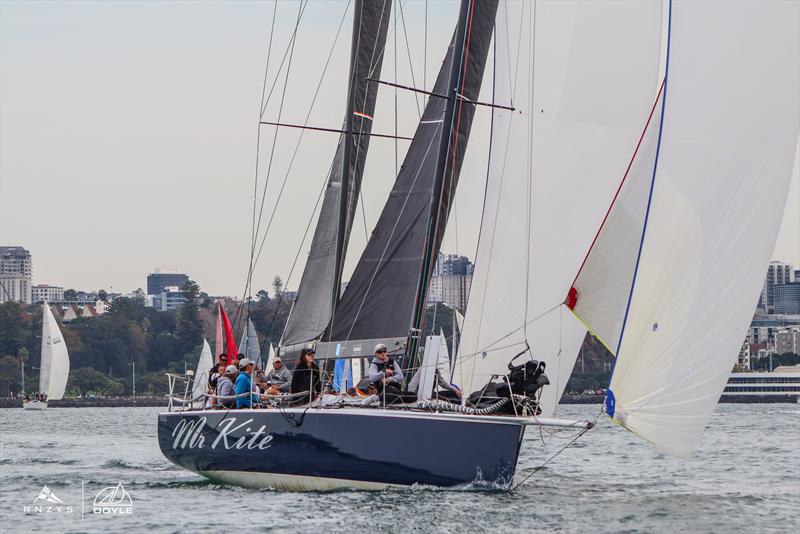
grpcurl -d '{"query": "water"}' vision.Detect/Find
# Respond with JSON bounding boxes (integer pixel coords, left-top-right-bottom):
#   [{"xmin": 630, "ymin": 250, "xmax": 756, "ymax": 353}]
[{"xmin": 0, "ymin": 404, "xmax": 797, "ymax": 534}]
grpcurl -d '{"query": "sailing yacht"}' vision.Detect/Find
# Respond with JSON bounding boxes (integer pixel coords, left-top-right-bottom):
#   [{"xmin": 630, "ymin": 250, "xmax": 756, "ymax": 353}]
[
  {"xmin": 23, "ymin": 302, "xmax": 70, "ymax": 410},
  {"xmin": 158, "ymin": 0, "xmax": 800, "ymax": 489}
]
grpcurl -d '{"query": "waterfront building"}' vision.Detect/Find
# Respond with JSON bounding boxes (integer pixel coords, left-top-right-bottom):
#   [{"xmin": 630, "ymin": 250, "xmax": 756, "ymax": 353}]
[
  {"xmin": 147, "ymin": 270, "xmax": 189, "ymax": 295},
  {"xmin": 774, "ymin": 282, "xmax": 800, "ymax": 314},
  {"xmin": 49, "ymin": 300, "xmax": 109, "ymax": 322},
  {"xmin": 723, "ymin": 366, "xmax": 800, "ymax": 402},
  {"xmin": 775, "ymin": 326, "xmax": 799, "ymax": 355},
  {"xmin": 0, "ymin": 246, "xmax": 32, "ymax": 304},
  {"xmin": 32, "ymin": 284, "xmax": 65, "ymax": 303},
  {"xmin": 759, "ymin": 260, "xmax": 793, "ymax": 312}
]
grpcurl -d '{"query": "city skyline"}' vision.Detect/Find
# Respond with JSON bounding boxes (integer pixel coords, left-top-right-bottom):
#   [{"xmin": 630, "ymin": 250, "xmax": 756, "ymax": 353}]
[{"xmin": 2, "ymin": 1, "xmax": 798, "ymax": 297}]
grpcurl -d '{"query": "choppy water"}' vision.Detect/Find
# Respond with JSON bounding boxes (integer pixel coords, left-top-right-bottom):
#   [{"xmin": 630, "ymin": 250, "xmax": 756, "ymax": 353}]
[{"xmin": 0, "ymin": 404, "xmax": 798, "ymax": 533}]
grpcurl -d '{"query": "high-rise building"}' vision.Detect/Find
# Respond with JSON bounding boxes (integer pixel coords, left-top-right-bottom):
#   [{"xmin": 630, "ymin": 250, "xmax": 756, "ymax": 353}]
[
  {"xmin": 775, "ymin": 282, "xmax": 800, "ymax": 314},
  {"xmin": 432, "ymin": 253, "xmax": 474, "ymax": 276},
  {"xmin": 147, "ymin": 269, "xmax": 189, "ymax": 295},
  {"xmin": 760, "ymin": 261, "xmax": 793, "ymax": 312},
  {"xmin": 32, "ymin": 284, "xmax": 65, "ymax": 303},
  {"xmin": 428, "ymin": 253, "xmax": 474, "ymax": 311},
  {"xmin": 0, "ymin": 246, "xmax": 32, "ymax": 304},
  {"xmin": 152, "ymin": 286, "xmax": 189, "ymax": 311}
]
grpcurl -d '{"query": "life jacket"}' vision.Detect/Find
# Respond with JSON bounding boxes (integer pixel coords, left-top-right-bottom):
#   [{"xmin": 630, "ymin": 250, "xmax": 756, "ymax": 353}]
[{"xmin": 373, "ymin": 357, "xmax": 396, "ymax": 375}]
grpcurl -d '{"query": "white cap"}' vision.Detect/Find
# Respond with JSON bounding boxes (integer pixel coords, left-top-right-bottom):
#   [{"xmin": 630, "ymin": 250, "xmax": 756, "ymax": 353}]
[
  {"xmin": 238, "ymin": 357, "xmax": 254, "ymax": 369},
  {"xmin": 374, "ymin": 343, "xmax": 388, "ymax": 353},
  {"xmin": 225, "ymin": 365, "xmax": 238, "ymax": 374}
]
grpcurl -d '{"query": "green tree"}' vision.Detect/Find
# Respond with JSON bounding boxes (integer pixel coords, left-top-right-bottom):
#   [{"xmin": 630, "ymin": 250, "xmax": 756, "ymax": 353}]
[
  {"xmin": 0, "ymin": 302, "xmax": 30, "ymax": 356},
  {"xmin": 64, "ymin": 289, "xmax": 78, "ymax": 301},
  {"xmin": 97, "ymin": 289, "xmax": 108, "ymax": 302},
  {"xmin": 68, "ymin": 367, "xmax": 126, "ymax": 396},
  {"xmin": 272, "ymin": 276, "xmax": 284, "ymax": 298},
  {"xmin": 177, "ymin": 280, "xmax": 203, "ymax": 356},
  {"xmin": 257, "ymin": 289, "xmax": 270, "ymax": 302}
]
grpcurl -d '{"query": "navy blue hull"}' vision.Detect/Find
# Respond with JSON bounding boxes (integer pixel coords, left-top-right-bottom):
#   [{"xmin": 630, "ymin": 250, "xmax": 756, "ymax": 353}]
[{"xmin": 158, "ymin": 409, "xmax": 525, "ymax": 488}]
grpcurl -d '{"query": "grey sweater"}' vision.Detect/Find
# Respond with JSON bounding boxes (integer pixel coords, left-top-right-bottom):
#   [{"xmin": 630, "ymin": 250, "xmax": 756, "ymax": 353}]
[{"xmin": 266, "ymin": 366, "xmax": 292, "ymax": 392}]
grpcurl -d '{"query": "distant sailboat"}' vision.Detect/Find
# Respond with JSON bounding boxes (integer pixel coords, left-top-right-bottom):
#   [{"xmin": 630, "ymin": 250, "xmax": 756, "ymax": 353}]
[
  {"xmin": 23, "ymin": 302, "xmax": 70, "ymax": 410},
  {"xmin": 191, "ymin": 339, "xmax": 213, "ymax": 403},
  {"xmin": 237, "ymin": 318, "xmax": 261, "ymax": 367}
]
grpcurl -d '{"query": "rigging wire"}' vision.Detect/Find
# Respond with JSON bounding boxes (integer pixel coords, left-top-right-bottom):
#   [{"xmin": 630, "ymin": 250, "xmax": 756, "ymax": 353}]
[
  {"xmin": 511, "ymin": 421, "xmax": 594, "ymax": 491},
  {"xmin": 247, "ymin": 0, "xmax": 352, "ymax": 283}
]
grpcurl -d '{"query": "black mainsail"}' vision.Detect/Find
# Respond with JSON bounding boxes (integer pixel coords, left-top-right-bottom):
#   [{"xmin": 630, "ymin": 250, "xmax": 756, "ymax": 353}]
[
  {"xmin": 325, "ymin": 0, "xmax": 498, "ymax": 357},
  {"xmin": 281, "ymin": 0, "xmax": 392, "ymax": 348}
]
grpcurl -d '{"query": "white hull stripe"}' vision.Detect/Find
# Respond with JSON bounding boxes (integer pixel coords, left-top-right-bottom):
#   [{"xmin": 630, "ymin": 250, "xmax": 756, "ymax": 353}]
[{"xmin": 199, "ymin": 469, "xmax": 407, "ymax": 491}]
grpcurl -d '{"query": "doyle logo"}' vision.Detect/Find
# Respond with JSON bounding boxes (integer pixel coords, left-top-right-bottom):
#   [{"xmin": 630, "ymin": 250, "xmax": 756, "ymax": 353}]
[
  {"xmin": 171, "ymin": 416, "xmax": 274, "ymax": 451},
  {"xmin": 24, "ymin": 485, "xmax": 73, "ymax": 514},
  {"xmin": 93, "ymin": 482, "xmax": 133, "ymax": 515}
]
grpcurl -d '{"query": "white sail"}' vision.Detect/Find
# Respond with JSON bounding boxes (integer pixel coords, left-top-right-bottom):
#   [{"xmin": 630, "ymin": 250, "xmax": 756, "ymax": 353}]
[
  {"xmin": 455, "ymin": 0, "xmax": 664, "ymax": 415},
  {"xmin": 569, "ymin": 83, "xmax": 666, "ymax": 353},
  {"xmin": 192, "ymin": 339, "xmax": 213, "ymax": 400},
  {"xmin": 264, "ymin": 343, "xmax": 276, "ymax": 369},
  {"xmin": 588, "ymin": 0, "xmax": 800, "ymax": 458},
  {"xmin": 238, "ymin": 318, "xmax": 261, "ymax": 366},
  {"xmin": 40, "ymin": 303, "xmax": 69, "ymax": 400}
]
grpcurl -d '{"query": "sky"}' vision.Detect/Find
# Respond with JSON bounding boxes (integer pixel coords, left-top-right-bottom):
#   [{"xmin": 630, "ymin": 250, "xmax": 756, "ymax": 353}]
[{"xmin": 1, "ymin": 0, "xmax": 798, "ymax": 297}]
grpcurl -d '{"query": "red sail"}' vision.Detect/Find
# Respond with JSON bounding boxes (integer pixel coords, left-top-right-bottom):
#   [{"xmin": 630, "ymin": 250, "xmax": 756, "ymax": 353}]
[{"xmin": 218, "ymin": 303, "xmax": 237, "ymax": 359}]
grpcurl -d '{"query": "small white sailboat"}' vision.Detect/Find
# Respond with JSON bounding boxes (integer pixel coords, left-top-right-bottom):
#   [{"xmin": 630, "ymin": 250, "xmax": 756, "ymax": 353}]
[
  {"xmin": 191, "ymin": 339, "xmax": 213, "ymax": 404},
  {"xmin": 23, "ymin": 302, "xmax": 70, "ymax": 410}
]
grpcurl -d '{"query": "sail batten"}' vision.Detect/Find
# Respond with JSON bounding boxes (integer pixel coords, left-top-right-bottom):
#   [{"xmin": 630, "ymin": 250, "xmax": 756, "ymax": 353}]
[{"xmin": 281, "ymin": 0, "xmax": 392, "ymax": 347}]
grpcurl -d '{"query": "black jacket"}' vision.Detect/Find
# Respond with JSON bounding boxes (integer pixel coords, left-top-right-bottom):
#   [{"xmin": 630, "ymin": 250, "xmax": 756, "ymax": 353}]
[{"xmin": 290, "ymin": 361, "xmax": 322, "ymax": 395}]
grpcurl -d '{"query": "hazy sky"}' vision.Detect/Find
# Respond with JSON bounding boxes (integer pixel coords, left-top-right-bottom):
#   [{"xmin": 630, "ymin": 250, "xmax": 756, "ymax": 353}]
[{"xmin": 1, "ymin": 1, "xmax": 798, "ymax": 297}]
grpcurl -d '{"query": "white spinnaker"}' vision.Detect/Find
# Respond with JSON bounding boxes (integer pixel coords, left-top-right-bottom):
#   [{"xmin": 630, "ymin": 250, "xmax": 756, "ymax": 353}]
[
  {"xmin": 40, "ymin": 303, "xmax": 69, "ymax": 400},
  {"xmin": 454, "ymin": 0, "xmax": 664, "ymax": 415},
  {"xmin": 192, "ymin": 339, "xmax": 213, "ymax": 400},
  {"xmin": 606, "ymin": 0, "xmax": 800, "ymax": 458},
  {"xmin": 569, "ymin": 84, "xmax": 665, "ymax": 353}
]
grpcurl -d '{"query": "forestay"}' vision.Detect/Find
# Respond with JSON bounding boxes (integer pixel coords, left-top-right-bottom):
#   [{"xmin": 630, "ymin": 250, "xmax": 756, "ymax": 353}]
[
  {"xmin": 40, "ymin": 303, "xmax": 70, "ymax": 400},
  {"xmin": 602, "ymin": 0, "xmax": 800, "ymax": 458},
  {"xmin": 454, "ymin": 0, "xmax": 664, "ymax": 416}
]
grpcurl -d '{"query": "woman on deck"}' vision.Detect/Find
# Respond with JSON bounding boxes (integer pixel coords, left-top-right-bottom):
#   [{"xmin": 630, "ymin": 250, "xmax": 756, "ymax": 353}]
[{"xmin": 290, "ymin": 348, "xmax": 322, "ymax": 401}]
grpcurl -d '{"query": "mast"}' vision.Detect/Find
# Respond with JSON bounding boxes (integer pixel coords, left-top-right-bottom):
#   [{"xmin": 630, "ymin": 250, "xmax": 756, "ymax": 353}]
[
  {"xmin": 324, "ymin": 0, "xmax": 496, "ymax": 356},
  {"xmin": 406, "ymin": 0, "xmax": 490, "ymax": 364}
]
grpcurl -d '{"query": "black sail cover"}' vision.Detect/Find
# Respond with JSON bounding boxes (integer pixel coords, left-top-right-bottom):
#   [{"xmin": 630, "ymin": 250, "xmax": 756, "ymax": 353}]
[
  {"xmin": 328, "ymin": 0, "xmax": 498, "ymax": 344},
  {"xmin": 281, "ymin": 0, "xmax": 392, "ymax": 347}
]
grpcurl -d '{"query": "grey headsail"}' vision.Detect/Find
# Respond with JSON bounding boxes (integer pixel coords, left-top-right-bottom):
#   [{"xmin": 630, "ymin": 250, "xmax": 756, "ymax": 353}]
[
  {"xmin": 280, "ymin": 0, "xmax": 392, "ymax": 347},
  {"xmin": 326, "ymin": 0, "xmax": 498, "ymax": 350}
]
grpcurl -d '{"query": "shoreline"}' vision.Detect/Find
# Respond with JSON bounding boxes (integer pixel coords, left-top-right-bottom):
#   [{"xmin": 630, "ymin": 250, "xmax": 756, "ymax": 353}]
[{"xmin": 0, "ymin": 394, "xmax": 796, "ymax": 408}]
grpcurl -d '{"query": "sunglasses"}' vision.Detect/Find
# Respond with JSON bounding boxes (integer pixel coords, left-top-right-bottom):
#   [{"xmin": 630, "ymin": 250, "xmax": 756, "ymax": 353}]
[{"xmin": 376, "ymin": 350, "xmax": 387, "ymax": 354}]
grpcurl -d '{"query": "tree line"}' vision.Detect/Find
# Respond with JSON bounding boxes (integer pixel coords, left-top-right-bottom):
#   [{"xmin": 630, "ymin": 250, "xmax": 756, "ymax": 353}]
[{"xmin": 0, "ymin": 280, "xmax": 291, "ymax": 397}]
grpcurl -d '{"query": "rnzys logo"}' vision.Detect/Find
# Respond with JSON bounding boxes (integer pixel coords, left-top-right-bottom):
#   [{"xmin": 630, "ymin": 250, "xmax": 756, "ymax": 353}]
[
  {"xmin": 23, "ymin": 485, "xmax": 73, "ymax": 514},
  {"xmin": 93, "ymin": 482, "xmax": 133, "ymax": 515}
]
